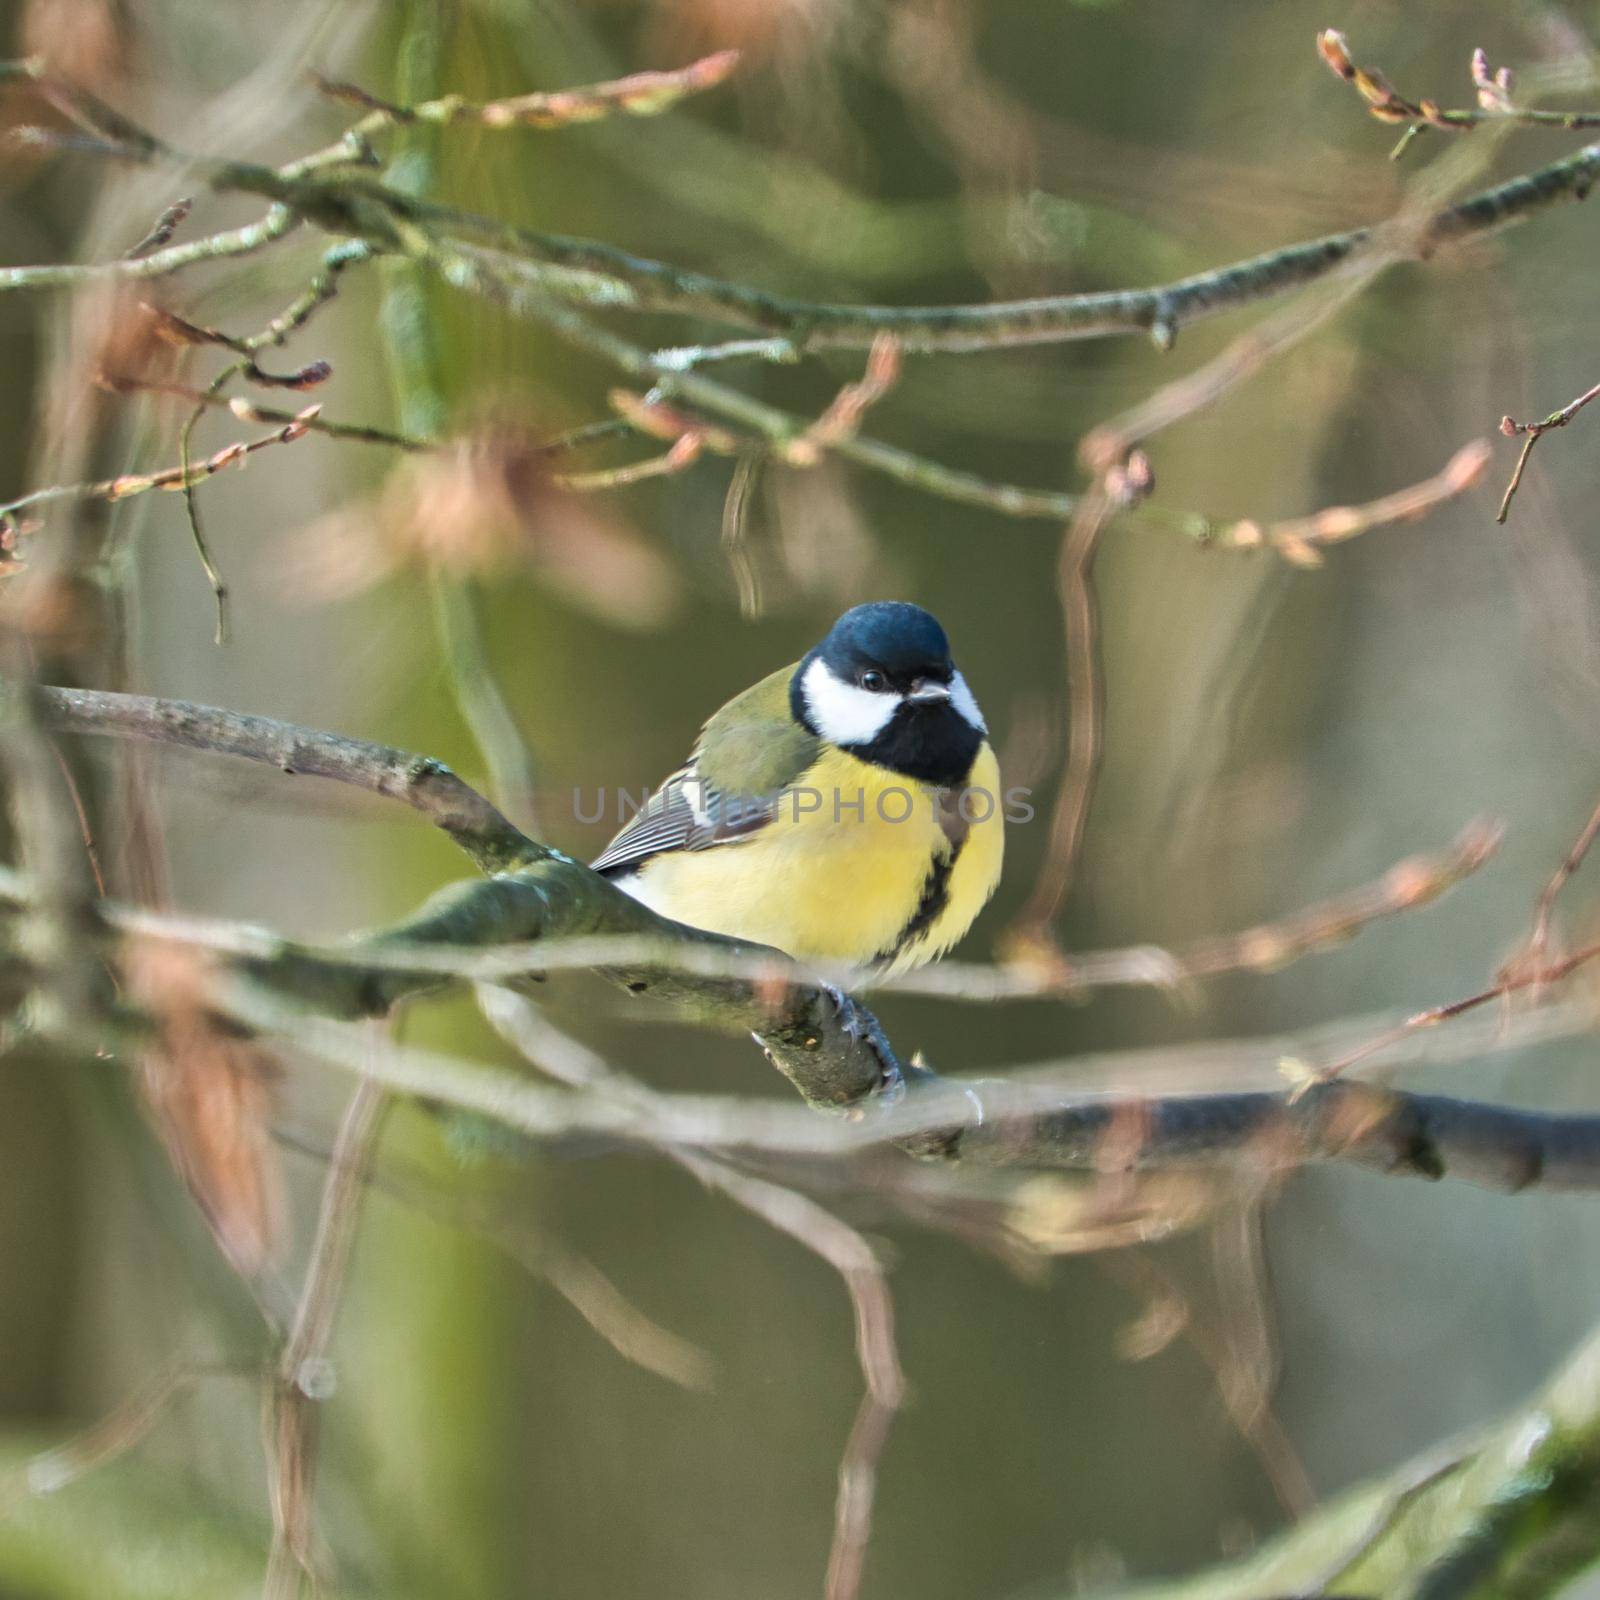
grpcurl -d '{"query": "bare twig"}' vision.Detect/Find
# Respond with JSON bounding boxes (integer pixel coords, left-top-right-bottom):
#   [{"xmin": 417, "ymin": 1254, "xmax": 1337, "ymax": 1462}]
[
  {"xmin": 1318, "ymin": 31, "xmax": 1600, "ymax": 145},
  {"xmin": 1079, "ymin": 272, "xmax": 1383, "ymax": 471},
  {"xmin": 121, "ymin": 197, "xmax": 193, "ymax": 260},
  {"xmin": 1221, "ymin": 439, "xmax": 1492, "ymax": 567},
  {"xmin": 0, "ymin": 408, "xmax": 322, "ymax": 524},
  {"xmin": 1496, "ymin": 380, "xmax": 1600, "ymax": 523},
  {"xmin": 0, "ymin": 205, "xmax": 300, "ymax": 293},
  {"xmin": 275, "ymin": 1119, "xmax": 713, "ymax": 1390},
  {"xmin": 40, "ymin": 685, "xmax": 536, "ymax": 872},
  {"xmin": 897, "ymin": 818, "xmax": 1502, "ymax": 999},
  {"xmin": 30, "ymin": 684, "xmax": 1600, "ymax": 1193},
  {"xmin": 0, "ymin": 1358, "xmax": 248, "ymax": 1515},
  {"xmin": 1005, "ymin": 484, "xmax": 1117, "ymax": 955},
  {"xmin": 311, "ymin": 49, "xmax": 740, "ymax": 134},
  {"xmin": 1317, "ymin": 938, "xmax": 1600, "ymax": 1082},
  {"xmin": 1526, "ymin": 791, "xmax": 1600, "ymax": 961},
  {"xmin": 9, "ymin": 54, "xmax": 1600, "ymax": 356},
  {"xmin": 477, "ymin": 990, "xmax": 904, "ymax": 1600},
  {"xmin": 264, "ymin": 1072, "xmax": 388, "ymax": 1600},
  {"xmin": 556, "ymin": 435, "xmax": 703, "ymax": 491},
  {"xmin": 27, "ymin": 811, "xmax": 1495, "ymax": 1007},
  {"xmin": 1105, "ymin": 1246, "xmax": 1314, "ymax": 1518},
  {"xmin": 790, "ymin": 335, "xmax": 903, "ymax": 462}
]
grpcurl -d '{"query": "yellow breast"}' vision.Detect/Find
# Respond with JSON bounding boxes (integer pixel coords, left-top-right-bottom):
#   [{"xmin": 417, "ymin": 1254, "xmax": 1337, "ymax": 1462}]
[{"xmin": 624, "ymin": 744, "xmax": 1004, "ymax": 972}]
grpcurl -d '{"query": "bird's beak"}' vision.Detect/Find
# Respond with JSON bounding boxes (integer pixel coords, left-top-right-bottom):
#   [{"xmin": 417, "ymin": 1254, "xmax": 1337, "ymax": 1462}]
[{"xmin": 904, "ymin": 679, "xmax": 952, "ymax": 704}]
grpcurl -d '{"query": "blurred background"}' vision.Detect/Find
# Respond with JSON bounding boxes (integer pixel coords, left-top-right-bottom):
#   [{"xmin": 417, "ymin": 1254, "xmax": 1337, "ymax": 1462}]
[{"xmin": 4, "ymin": 0, "xmax": 1600, "ymax": 1595}]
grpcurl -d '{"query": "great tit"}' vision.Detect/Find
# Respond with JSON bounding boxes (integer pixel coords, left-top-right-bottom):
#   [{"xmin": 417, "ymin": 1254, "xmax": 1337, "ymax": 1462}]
[{"xmin": 594, "ymin": 601, "xmax": 1003, "ymax": 972}]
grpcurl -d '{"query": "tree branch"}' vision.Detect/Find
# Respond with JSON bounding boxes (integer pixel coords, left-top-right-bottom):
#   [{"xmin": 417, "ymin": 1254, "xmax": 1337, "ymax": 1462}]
[
  {"xmin": 38, "ymin": 686, "xmax": 536, "ymax": 874},
  {"xmin": 7, "ymin": 55, "xmax": 1600, "ymax": 354},
  {"xmin": 26, "ymin": 686, "xmax": 1600, "ymax": 1194}
]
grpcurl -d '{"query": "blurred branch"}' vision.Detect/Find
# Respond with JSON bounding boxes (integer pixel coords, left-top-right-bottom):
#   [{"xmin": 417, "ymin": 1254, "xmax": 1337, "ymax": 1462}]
[
  {"xmin": 1100, "ymin": 1310, "xmax": 1600, "ymax": 1599},
  {"xmin": 0, "ymin": 1429, "xmax": 311, "ymax": 1596},
  {"xmin": 265, "ymin": 1073, "xmax": 387, "ymax": 1600},
  {"xmin": 1524, "ymin": 790, "xmax": 1600, "ymax": 964},
  {"xmin": 1005, "ymin": 484, "xmax": 1116, "ymax": 954},
  {"xmin": 380, "ymin": 0, "xmax": 540, "ymax": 834},
  {"xmin": 477, "ymin": 991, "xmax": 902, "ymax": 1600},
  {"xmin": 1103, "ymin": 1243, "xmax": 1313, "ymax": 1519},
  {"xmin": 275, "ymin": 1119, "xmax": 713, "ymax": 1391},
  {"xmin": 311, "ymin": 49, "xmax": 739, "ymax": 135},
  {"xmin": 1079, "ymin": 273, "xmax": 1382, "ymax": 470},
  {"xmin": 46, "ymin": 811, "xmax": 1499, "ymax": 1004},
  {"xmin": 1223, "ymin": 438, "xmax": 1492, "ymax": 568},
  {"xmin": 6, "ymin": 54, "xmax": 1600, "ymax": 357},
  {"xmin": 897, "ymin": 817, "xmax": 1502, "ymax": 999},
  {"xmin": 0, "ymin": 1359, "xmax": 248, "ymax": 1516}
]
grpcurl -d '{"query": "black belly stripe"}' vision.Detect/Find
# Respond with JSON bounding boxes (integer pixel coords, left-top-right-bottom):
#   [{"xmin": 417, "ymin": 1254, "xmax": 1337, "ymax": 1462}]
[{"xmin": 875, "ymin": 837, "xmax": 965, "ymax": 964}]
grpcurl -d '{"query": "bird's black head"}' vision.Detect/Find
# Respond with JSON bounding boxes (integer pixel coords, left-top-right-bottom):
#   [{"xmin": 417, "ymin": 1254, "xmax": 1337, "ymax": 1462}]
[
  {"xmin": 790, "ymin": 602, "xmax": 986, "ymax": 785},
  {"xmin": 818, "ymin": 601, "xmax": 954, "ymax": 690}
]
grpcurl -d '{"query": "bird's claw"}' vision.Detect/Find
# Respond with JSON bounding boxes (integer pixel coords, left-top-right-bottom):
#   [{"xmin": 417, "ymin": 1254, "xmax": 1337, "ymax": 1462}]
[{"xmin": 823, "ymin": 983, "xmax": 905, "ymax": 1103}]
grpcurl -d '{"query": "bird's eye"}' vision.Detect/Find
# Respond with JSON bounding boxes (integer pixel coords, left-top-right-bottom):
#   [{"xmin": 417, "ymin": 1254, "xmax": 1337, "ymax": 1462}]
[{"xmin": 859, "ymin": 670, "xmax": 887, "ymax": 692}]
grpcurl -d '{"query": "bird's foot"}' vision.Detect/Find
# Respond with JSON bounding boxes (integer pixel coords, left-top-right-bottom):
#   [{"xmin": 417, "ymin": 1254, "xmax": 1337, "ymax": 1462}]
[{"xmin": 822, "ymin": 982, "xmax": 905, "ymax": 1103}]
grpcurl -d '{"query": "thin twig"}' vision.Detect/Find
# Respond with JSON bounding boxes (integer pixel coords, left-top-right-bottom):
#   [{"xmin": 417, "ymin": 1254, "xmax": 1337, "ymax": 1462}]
[
  {"xmin": 1527, "ymin": 792, "xmax": 1600, "ymax": 960},
  {"xmin": 311, "ymin": 48, "xmax": 740, "ymax": 135},
  {"xmin": 24, "ymin": 812, "xmax": 1496, "ymax": 1006},
  {"xmin": 0, "ymin": 205, "xmax": 300, "ymax": 293},
  {"xmin": 9, "ymin": 56, "xmax": 1600, "ymax": 355},
  {"xmin": 0, "ymin": 1359, "xmax": 248, "ymax": 1515},
  {"xmin": 121, "ymin": 197, "xmax": 193, "ymax": 260},
  {"xmin": 264, "ymin": 1072, "xmax": 388, "ymax": 1600},
  {"xmin": 275, "ymin": 1120, "xmax": 714, "ymax": 1390},
  {"xmin": 32, "ymin": 685, "xmax": 1600, "ymax": 1193},
  {"xmin": 1229, "ymin": 440, "xmax": 1492, "ymax": 567},
  {"xmin": 0, "ymin": 408, "xmax": 322, "ymax": 523},
  {"xmin": 1006, "ymin": 485, "xmax": 1115, "ymax": 953},
  {"xmin": 39, "ymin": 684, "xmax": 536, "ymax": 871},
  {"xmin": 1316, "ymin": 938, "xmax": 1600, "ymax": 1082},
  {"xmin": 1496, "ymin": 380, "xmax": 1600, "ymax": 523},
  {"xmin": 898, "ymin": 818, "xmax": 1503, "ymax": 999},
  {"xmin": 1318, "ymin": 31, "xmax": 1600, "ymax": 142},
  {"xmin": 721, "ymin": 453, "xmax": 762, "ymax": 617},
  {"xmin": 177, "ymin": 368, "xmax": 237, "ymax": 644},
  {"xmin": 1103, "ymin": 1246, "xmax": 1313, "ymax": 1519},
  {"xmin": 477, "ymin": 990, "xmax": 903, "ymax": 1600}
]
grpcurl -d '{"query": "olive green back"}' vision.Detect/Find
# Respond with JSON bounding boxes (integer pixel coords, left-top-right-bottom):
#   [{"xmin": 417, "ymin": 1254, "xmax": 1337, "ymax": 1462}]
[{"xmin": 693, "ymin": 663, "xmax": 820, "ymax": 796}]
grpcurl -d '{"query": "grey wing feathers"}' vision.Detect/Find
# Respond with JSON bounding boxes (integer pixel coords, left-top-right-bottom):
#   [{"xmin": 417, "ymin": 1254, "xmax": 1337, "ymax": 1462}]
[{"xmin": 590, "ymin": 763, "xmax": 775, "ymax": 876}]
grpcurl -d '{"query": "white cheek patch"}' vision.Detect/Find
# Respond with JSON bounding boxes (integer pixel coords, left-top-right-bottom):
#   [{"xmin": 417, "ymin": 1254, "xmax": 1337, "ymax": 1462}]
[
  {"xmin": 802, "ymin": 657, "xmax": 897, "ymax": 746},
  {"xmin": 949, "ymin": 670, "xmax": 987, "ymax": 733}
]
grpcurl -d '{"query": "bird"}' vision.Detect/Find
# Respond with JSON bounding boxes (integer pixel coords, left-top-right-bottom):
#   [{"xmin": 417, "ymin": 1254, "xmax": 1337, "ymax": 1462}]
[{"xmin": 593, "ymin": 601, "xmax": 1003, "ymax": 973}]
